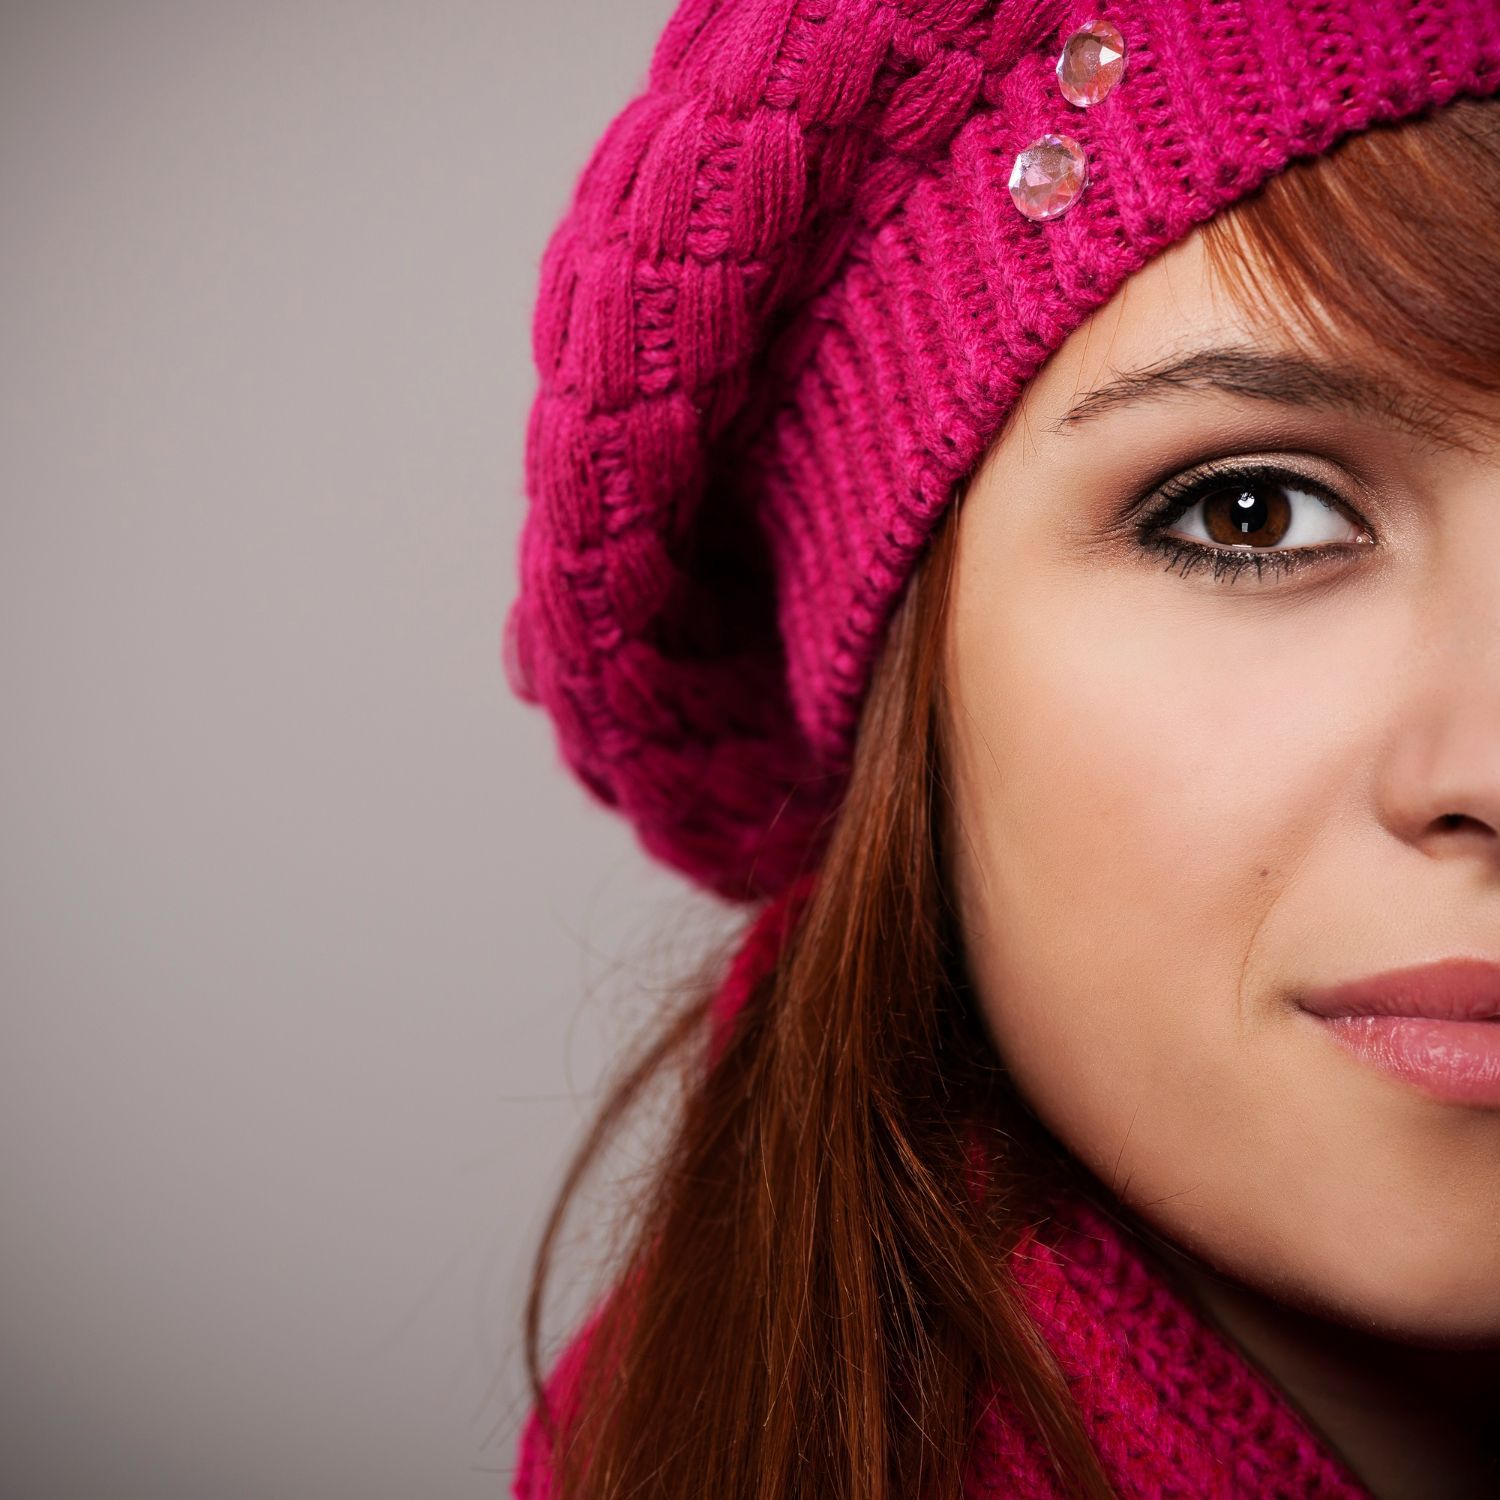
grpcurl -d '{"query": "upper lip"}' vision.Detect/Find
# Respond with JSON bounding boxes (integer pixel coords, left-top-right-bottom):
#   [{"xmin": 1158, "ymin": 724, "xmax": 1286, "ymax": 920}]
[{"xmin": 1297, "ymin": 957, "xmax": 1500, "ymax": 1022}]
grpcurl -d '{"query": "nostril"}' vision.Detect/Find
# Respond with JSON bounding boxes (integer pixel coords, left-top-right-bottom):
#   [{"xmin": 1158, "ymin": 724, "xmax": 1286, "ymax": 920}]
[{"xmin": 1434, "ymin": 812, "xmax": 1491, "ymax": 834}]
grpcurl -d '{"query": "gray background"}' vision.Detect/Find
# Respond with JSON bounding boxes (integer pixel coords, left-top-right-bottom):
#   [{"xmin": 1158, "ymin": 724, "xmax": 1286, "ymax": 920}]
[{"xmin": 0, "ymin": 3, "xmax": 743, "ymax": 1496}]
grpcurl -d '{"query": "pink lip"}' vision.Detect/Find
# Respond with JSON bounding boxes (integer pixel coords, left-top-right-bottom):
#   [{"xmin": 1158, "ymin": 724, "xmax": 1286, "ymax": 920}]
[
  {"xmin": 1298, "ymin": 957, "xmax": 1500, "ymax": 1021},
  {"xmin": 1297, "ymin": 958, "xmax": 1500, "ymax": 1107}
]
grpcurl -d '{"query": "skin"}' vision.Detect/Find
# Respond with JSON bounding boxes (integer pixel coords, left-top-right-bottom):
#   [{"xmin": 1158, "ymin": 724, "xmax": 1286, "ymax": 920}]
[{"xmin": 941, "ymin": 227, "xmax": 1500, "ymax": 1499}]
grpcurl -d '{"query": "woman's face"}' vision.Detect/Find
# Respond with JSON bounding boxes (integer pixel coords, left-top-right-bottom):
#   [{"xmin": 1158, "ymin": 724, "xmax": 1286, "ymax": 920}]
[{"xmin": 943, "ymin": 226, "xmax": 1500, "ymax": 1343}]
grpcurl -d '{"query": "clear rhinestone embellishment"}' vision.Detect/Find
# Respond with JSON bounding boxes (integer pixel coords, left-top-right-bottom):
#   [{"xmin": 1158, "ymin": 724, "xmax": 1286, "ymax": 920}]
[
  {"xmin": 1008, "ymin": 133, "xmax": 1088, "ymax": 220},
  {"xmin": 1057, "ymin": 19, "xmax": 1127, "ymax": 106}
]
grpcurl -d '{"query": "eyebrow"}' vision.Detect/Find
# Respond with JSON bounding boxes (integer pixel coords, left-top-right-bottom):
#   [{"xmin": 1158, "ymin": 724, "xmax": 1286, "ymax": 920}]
[{"xmin": 1049, "ymin": 345, "xmax": 1472, "ymax": 449}]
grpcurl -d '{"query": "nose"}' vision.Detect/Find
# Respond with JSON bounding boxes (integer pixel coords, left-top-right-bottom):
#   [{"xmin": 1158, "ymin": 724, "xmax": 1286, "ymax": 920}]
[{"xmin": 1375, "ymin": 525, "xmax": 1500, "ymax": 866}]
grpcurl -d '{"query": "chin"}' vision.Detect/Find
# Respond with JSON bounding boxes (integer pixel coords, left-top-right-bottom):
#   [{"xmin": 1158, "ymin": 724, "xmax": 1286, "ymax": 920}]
[
  {"xmin": 1242, "ymin": 1229, "xmax": 1500, "ymax": 1350},
  {"xmin": 1320, "ymin": 1264, "xmax": 1500, "ymax": 1349},
  {"xmin": 1131, "ymin": 1185, "xmax": 1500, "ymax": 1350}
]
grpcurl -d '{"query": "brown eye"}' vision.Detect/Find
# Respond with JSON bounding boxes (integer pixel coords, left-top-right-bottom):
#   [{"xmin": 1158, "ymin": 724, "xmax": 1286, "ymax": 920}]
[
  {"xmin": 1199, "ymin": 479, "xmax": 1292, "ymax": 548},
  {"xmin": 1152, "ymin": 470, "xmax": 1368, "ymax": 553},
  {"xmin": 1135, "ymin": 462, "xmax": 1378, "ymax": 587}
]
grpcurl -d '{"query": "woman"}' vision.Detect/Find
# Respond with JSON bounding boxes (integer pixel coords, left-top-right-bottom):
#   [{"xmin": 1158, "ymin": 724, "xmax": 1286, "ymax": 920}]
[{"xmin": 504, "ymin": 1, "xmax": 1500, "ymax": 1495}]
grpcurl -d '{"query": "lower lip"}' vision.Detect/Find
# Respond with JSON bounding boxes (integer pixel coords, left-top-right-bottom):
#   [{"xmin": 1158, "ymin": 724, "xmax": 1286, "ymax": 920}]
[{"xmin": 1309, "ymin": 1014, "xmax": 1500, "ymax": 1106}]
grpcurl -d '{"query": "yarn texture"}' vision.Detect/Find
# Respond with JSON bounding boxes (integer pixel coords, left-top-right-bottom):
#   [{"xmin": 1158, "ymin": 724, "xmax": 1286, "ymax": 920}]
[
  {"xmin": 504, "ymin": 0, "xmax": 1500, "ymax": 902},
  {"xmin": 512, "ymin": 1196, "xmax": 1379, "ymax": 1497},
  {"xmin": 959, "ymin": 1192, "xmax": 1377, "ymax": 1498}
]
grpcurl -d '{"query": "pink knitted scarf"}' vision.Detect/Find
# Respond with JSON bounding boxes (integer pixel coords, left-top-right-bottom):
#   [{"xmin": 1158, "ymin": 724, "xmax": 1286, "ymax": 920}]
[
  {"xmin": 969, "ymin": 1193, "xmax": 1375, "ymax": 1497},
  {"xmin": 511, "ymin": 882, "xmax": 1377, "ymax": 1499},
  {"xmin": 513, "ymin": 1194, "xmax": 1375, "ymax": 1497}
]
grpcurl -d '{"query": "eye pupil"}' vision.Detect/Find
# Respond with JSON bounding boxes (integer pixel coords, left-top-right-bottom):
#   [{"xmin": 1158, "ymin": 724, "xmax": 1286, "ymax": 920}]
[{"xmin": 1203, "ymin": 481, "xmax": 1291, "ymax": 547}]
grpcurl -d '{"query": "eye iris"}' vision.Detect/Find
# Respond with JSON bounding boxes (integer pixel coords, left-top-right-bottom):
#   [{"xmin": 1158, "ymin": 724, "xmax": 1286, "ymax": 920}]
[{"xmin": 1201, "ymin": 481, "xmax": 1291, "ymax": 547}]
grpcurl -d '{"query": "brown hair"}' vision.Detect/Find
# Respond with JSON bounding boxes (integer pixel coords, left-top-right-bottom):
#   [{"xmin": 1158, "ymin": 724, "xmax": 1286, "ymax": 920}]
[{"xmin": 519, "ymin": 93, "xmax": 1500, "ymax": 1500}]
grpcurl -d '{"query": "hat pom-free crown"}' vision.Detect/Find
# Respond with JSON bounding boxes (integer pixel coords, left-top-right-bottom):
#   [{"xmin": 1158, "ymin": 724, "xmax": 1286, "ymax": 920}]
[{"xmin": 504, "ymin": 0, "xmax": 1500, "ymax": 903}]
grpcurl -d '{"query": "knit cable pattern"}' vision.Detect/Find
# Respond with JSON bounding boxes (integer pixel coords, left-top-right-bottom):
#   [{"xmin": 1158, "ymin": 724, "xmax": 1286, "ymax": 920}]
[{"xmin": 504, "ymin": 0, "xmax": 1500, "ymax": 900}]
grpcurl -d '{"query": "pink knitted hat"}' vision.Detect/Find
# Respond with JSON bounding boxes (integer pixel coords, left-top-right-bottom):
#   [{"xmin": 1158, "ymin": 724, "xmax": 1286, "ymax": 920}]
[{"xmin": 504, "ymin": 0, "xmax": 1500, "ymax": 903}]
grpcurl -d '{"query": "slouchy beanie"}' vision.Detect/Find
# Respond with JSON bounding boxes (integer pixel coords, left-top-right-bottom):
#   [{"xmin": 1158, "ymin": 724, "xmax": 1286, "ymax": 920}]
[{"xmin": 504, "ymin": 0, "xmax": 1500, "ymax": 907}]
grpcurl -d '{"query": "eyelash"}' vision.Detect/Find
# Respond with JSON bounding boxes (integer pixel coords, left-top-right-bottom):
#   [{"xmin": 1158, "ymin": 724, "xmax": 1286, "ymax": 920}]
[{"xmin": 1135, "ymin": 458, "xmax": 1373, "ymax": 585}]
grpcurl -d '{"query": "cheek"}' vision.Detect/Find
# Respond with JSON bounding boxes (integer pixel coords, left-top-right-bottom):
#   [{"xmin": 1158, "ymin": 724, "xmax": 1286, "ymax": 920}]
[
  {"xmin": 951, "ymin": 564, "xmax": 1500, "ymax": 1336},
  {"xmin": 947, "ymin": 576, "xmax": 1359, "ymax": 1194}
]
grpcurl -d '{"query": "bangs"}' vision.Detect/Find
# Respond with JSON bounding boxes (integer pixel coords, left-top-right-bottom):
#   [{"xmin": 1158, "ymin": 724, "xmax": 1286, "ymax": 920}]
[{"xmin": 1200, "ymin": 93, "xmax": 1500, "ymax": 438}]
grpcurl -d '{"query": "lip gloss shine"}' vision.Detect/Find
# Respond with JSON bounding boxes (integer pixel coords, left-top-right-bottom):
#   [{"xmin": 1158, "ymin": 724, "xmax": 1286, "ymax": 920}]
[
  {"xmin": 1312, "ymin": 1014, "xmax": 1500, "ymax": 1106},
  {"xmin": 1297, "ymin": 958, "xmax": 1500, "ymax": 1108}
]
